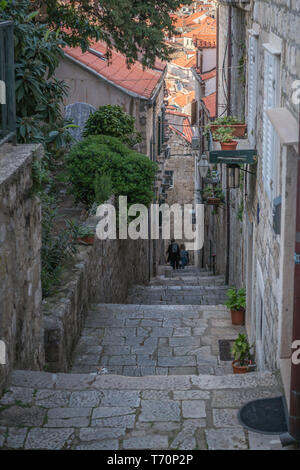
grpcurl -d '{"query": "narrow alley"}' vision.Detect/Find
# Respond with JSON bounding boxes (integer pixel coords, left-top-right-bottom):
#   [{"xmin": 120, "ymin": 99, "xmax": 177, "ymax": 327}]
[{"xmin": 0, "ymin": 267, "xmax": 284, "ymax": 450}]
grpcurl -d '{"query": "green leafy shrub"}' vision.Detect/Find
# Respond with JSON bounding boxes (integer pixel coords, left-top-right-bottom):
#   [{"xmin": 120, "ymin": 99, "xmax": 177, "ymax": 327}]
[
  {"xmin": 83, "ymin": 105, "xmax": 142, "ymax": 147},
  {"xmin": 94, "ymin": 173, "xmax": 113, "ymax": 205},
  {"xmin": 212, "ymin": 116, "xmax": 244, "ymax": 125},
  {"xmin": 65, "ymin": 135, "xmax": 157, "ymax": 207},
  {"xmin": 224, "ymin": 287, "xmax": 246, "ymax": 311},
  {"xmin": 202, "ymin": 185, "xmax": 225, "ymax": 203},
  {"xmin": 1, "ymin": 0, "xmax": 69, "ymax": 144},
  {"xmin": 212, "ymin": 127, "xmax": 235, "ymax": 143},
  {"xmin": 41, "ymin": 196, "xmax": 92, "ymax": 297},
  {"xmin": 231, "ymin": 334, "xmax": 251, "ymax": 366}
]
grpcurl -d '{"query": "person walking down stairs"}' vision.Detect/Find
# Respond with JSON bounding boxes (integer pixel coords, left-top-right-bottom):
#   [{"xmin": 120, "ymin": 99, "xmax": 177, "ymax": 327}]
[{"xmin": 166, "ymin": 239, "xmax": 180, "ymax": 270}]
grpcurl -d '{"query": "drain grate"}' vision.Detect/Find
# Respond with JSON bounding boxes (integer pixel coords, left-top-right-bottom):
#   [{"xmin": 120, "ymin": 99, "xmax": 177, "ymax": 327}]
[
  {"xmin": 218, "ymin": 339, "xmax": 235, "ymax": 361},
  {"xmin": 238, "ymin": 396, "xmax": 288, "ymax": 434}
]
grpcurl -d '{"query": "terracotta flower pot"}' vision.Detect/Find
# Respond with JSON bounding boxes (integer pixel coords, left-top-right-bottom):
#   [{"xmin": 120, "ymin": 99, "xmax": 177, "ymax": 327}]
[
  {"xmin": 77, "ymin": 236, "xmax": 95, "ymax": 245},
  {"xmin": 232, "ymin": 360, "xmax": 250, "ymax": 374},
  {"xmin": 220, "ymin": 141, "xmax": 238, "ymax": 150},
  {"xmin": 210, "ymin": 124, "xmax": 246, "ymax": 138},
  {"xmin": 206, "ymin": 197, "xmax": 221, "ymax": 205},
  {"xmin": 231, "ymin": 308, "xmax": 245, "ymax": 325}
]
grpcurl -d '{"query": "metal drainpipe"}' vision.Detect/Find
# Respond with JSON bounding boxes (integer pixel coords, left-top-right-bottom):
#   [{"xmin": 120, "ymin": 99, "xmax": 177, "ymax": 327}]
[
  {"xmin": 216, "ymin": 4, "xmax": 219, "ymax": 117},
  {"xmin": 227, "ymin": 6, "xmax": 232, "ymax": 115},
  {"xmin": 280, "ymin": 109, "xmax": 300, "ymax": 447},
  {"xmin": 225, "ymin": 6, "xmax": 232, "ymax": 285},
  {"xmin": 149, "ymin": 99, "xmax": 157, "ymax": 281}
]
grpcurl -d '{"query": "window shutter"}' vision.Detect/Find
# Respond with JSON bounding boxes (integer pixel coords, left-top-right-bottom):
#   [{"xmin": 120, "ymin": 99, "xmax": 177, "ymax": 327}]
[
  {"xmin": 248, "ymin": 35, "xmax": 258, "ymax": 147},
  {"xmin": 262, "ymin": 51, "xmax": 277, "ymax": 198},
  {"xmin": 191, "ymin": 99, "xmax": 198, "ymax": 126},
  {"xmin": 161, "ymin": 105, "xmax": 165, "ymax": 144},
  {"xmin": 157, "ymin": 115, "xmax": 162, "ymax": 155}
]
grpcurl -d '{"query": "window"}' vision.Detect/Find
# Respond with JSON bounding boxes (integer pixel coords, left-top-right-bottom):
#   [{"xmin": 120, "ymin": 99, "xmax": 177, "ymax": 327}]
[
  {"xmin": 164, "ymin": 170, "xmax": 174, "ymax": 188},
  {"xmin": 262, "ymin": 47, "xmax": 280, "ymax": 200},
  {"xmin": 247, "ymin": 32, "xmax": 258, "ymax": 147}
]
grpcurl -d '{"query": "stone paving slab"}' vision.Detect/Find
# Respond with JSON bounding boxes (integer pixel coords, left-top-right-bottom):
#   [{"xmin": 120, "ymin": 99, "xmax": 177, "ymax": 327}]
[
  {"xmin": 0, "ymin": 370, "xmax": 286, "ymax": 450},
  {"xmin": 71, "ymin": 298, "xmax": 243, "ymax": 376},
  {"xmin": 0, "ymin": 268, "xmax": 290, "ymax": 450}
]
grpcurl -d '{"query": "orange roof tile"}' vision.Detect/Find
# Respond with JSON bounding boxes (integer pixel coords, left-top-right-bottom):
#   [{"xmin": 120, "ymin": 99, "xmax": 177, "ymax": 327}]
[
  {"xmin": 166, "ymin": 109, "xmax": 190, "ymax": 118},
  {"xmin": 172, "ymin": 54, "xmax": 196, "ymax": 68},
  {"xmin": 171, "ymin": 91, "xmax": 195, "ymax": 108},
  {"xmin": 200, "ymin": 69, "xmax": 216, "ymax": 80},
  {"xmin": 63, "ymin": 41, "xmax": 165, "ymax": 100},
  {"xmin": 182, "ymin": 17, "xmax": 216, "ymax": 38},
  {"xmin": 194, "ymin": 36, "xmax": 216, "ymax": 48},
  {"xmin": 201, "ymin": 92, "xmax": 216, "ymax": 118},
  {"xmin": 184, "ymin": 10, "xmax": 209, "ymax": 26}
]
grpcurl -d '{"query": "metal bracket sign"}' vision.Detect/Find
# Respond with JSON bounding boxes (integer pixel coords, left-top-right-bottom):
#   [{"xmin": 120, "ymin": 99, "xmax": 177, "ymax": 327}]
[
  {"xmin": 295, "ymin": 253, "xmax": 300, "ymax": 265},
  {"xmin": 209, "ymin": 149, "xmax": 257, "ymax": 165}
]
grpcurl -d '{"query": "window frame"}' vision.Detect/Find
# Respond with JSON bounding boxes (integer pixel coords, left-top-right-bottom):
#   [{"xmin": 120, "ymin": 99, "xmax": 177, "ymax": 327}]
[{"xmin": 262, "ymin": 44, "xmax": 281, "ymax": 201}]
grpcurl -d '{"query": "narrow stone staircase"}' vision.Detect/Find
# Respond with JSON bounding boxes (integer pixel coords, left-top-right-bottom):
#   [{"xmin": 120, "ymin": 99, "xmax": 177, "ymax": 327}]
[
  {"xmin": 70, "ymin": 266, "xmax": 235, "ymax": 376},
  {"xmin": 0, "ymin": 266, "xmax": 285, "ymax": 450}
]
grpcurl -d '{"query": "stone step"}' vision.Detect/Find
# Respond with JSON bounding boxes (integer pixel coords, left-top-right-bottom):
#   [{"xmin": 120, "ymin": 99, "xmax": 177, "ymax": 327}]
[
  {"xmin": 69, "ymin": 303, "xmax": 242, "ymax": 376},
  {"xmin": 6, "ymin": 369, "xmax": 280, "ymax": 392},
  {"xmin": 0, "ymin": 369, "xmax": 283, "ymax": 450},
  {"xmin": 150, "ymin": 275, "xmax": 225, "ymax": 286}
]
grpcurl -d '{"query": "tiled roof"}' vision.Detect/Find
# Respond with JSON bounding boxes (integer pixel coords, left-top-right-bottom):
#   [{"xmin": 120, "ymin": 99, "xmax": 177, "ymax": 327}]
[
  {"xmin": 167, "ymin": 110, "xmax": 194, "ymax": 144},
  {"xmin": 194, "ymin": 36, "xmax": 216, "ymax": 48},
  {"xmin": 63, "ymin": 41, "xmax": 165, "ymax": 100},
  {"xmin": 182, "ymin": 17, "xmax": 216, "ymax": 38},
  {"xmin": 170, "ymin": 14, "xmax": 185, "ymax": 29},
  {"xmin": 184, "ymin": 10, "xmax": 209, "ymax": 26},
  {"xmin": 171, "ymin": 91, "xmax": 195, "ymax": 108},
  {"xmin": 200, "ymin": 69, "xmax": 216, "ymax": 81},
  {"xmin": 172, "ymin": 54, "xmax": 196, "ymax": 68},
  {"xmin": 201, "ymin": 92, "xmax": 216, "ymax": 118}
]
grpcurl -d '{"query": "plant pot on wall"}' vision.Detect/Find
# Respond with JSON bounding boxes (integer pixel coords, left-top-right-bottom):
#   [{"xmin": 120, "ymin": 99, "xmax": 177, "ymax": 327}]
[
  {"xmin": 220, "ymin": 141, "xmax": 238, "ymax": 151},
  {"xmin": 206, "ymin": 197, "xmax": 221, "ymax": 205},
  {"xmin": 231, "ymin": 308, "xmax": 245, "ymax": 325},
  {"xmin": 232, "ymin": 359, "xmax": 250, "ymax": 374},
  {"xmin": 77, "ymin": 236, "xmax": 95, "ymax": 245},
  {"xmin": 210, "ymin": 124, "xmax": 246, "ymax": 138}
]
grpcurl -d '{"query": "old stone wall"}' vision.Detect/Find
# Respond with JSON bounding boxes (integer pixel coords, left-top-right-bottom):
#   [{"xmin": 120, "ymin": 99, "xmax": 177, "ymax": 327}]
[
  {"xmin": 0, "ymin": 144, "xmax": 44, "ymax": 394},
  {"xmin": 243, "ymin": 0, "xmax": 300, "ymax": 372},
  {"xmin": 202, "ymin": 174, "xmax": 244, "ymax": 288},
  {"xmin": 163, "ymin": 129, "xmax": 195, "ymax": 264},
  {"xmin": 43, "ymin": 220, "xmax": 151, "ymax": 372}
]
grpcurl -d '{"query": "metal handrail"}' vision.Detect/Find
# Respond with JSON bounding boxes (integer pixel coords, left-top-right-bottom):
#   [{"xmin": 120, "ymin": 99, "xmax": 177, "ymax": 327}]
[{"xmin": 0, "ymin": 21, "xmax": 16, "ymax": 146}]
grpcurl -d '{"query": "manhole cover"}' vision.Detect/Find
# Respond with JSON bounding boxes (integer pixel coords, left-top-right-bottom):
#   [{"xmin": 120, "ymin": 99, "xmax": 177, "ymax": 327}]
[
  {"xmin": 218, "ymin": 339, "xmax": 235, "ymax": 361},
  {"xmin": 238, "ymin": 396, "xmax": 288, "ymax": 434}
]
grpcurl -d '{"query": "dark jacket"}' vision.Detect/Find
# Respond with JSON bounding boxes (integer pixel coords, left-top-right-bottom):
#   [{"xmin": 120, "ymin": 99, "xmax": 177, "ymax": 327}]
[{"xmin": 167, "ymin": 243, "xmax": 180, "ymax": 261}]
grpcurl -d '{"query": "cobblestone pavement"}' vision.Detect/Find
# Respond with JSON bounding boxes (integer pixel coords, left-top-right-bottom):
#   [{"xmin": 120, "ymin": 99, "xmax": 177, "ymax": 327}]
[
  {"xmin": 0, "ymin": 370, "xmax": 284, "ymax": 450},
  {"xmin": 71, "ymin": 267, "xmax": 238, "ymax": 376},
  {"xmin": 0, "ymin": 267, "xmax": 286, "ymax": 449}
]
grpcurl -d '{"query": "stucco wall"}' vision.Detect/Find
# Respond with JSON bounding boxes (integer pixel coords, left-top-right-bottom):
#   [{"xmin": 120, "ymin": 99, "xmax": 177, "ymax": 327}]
[{"xmin": 55, "ymin": 56, "xmax": 164, "ymax": 158}]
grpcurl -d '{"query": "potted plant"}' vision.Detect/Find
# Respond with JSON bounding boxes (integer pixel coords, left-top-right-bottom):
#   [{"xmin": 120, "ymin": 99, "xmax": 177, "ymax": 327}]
[
  {"xmin": 231, "ymin": 334, "xmax": 252, "ymax": 374},
  {"xmin": 209, "ymin": 115, "xmax": 246, "ymax": 138},
  {"xmin": 202, "ymin": 186, "xmax": 225, "ymax": 205},
  {"xmin": 76, "ymin": 224, "xmax": 95, "ymax": 245},
  {"xmin": 224, "ymin": 287, "xmax": 246, "ymax": 325},
  {"xmin": 212, "ymin": 127, "xmax": 238, "ymax": 150}
]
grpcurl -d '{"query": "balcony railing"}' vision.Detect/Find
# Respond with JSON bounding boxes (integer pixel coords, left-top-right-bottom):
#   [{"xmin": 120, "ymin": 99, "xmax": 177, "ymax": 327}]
[{"xmin": 0, "ymin": 21, "xmax": 16, "ymax": 146}]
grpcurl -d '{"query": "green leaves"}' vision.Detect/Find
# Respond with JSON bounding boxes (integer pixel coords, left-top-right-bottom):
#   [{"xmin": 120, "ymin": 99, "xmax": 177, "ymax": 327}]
[
  {"xmin": 65, "ymin": 135, "xmax": 157, "ymax": 208},
  {"xmin": 83, "ymin": 105, "xmax": 142, "ymax": 147},
  {"xmin": 231, "ymin": 333, "xmax": 251, "ymax": 366},
  {"xmin": 2, "ymin": 0, "xmax": 67, "ymax": 143},
  {"xmin": 224, "ymin": 287, "xmax": 246, "ymax": 310},
  {"xmin": 31, "ymin": 0, "xmax": 191, "ymax": 67}
]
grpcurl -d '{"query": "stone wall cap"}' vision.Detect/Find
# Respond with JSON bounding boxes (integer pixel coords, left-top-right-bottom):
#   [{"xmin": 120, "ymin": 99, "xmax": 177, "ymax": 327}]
[
  {"xmin": 266, "ymin": 108, "xmax": 299, "ymax": 146},
  {"xmin": 0, "ymin": 143, "xmax": 42, "ymax": 187}
]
